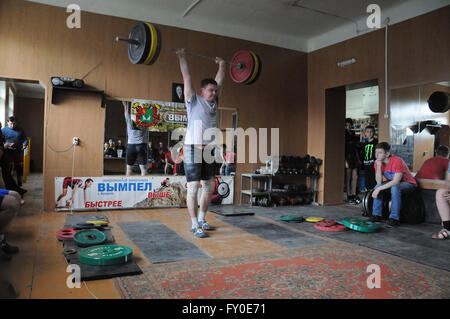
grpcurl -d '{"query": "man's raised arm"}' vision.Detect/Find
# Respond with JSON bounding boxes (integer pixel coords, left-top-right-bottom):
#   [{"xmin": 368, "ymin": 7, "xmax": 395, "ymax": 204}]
[
  {"xmin": 215, "ymin": 57, "xmax": 226, "ymax": 98},
  {"xmin": 177, "ymin": 49, "xmax": 195, "ymax": 103}
]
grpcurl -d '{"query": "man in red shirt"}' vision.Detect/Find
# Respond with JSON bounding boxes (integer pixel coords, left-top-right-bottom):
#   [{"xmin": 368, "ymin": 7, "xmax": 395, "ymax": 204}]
[
  {"xmin": 415, "ymin": 145, "xmax": 449, "ymax": 180},
  {"xmin": 370, "ymin": 142, "xmax": 417, "ymax": 226}
]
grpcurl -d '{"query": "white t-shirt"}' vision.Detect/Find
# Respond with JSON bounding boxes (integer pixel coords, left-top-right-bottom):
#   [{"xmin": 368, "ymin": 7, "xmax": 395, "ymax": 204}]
[{"xmin": 184, "ymin": 94, "xmax": 218, "ymax": 145}]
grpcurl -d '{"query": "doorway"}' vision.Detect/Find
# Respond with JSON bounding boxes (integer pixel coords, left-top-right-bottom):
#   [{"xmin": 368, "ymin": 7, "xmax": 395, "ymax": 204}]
[
  {"xmin": 0, "ymin": 78, "xmax": 45, "ymax": 190},
  {"xmin": 324, "ymin": 79, "xmax": 379, "ymax": 205}
]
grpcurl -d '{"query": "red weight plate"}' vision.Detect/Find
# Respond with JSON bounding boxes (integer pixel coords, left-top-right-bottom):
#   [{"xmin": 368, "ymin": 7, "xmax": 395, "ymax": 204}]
[
  {"xmin": 315, "ymin": 220, "xmax": 337, "ymax": 227},
  {"xmin": 56, "ymin": 228, "xmax": 78, "ymax": 241},
  {"xmin": 314, "ymin": 223, "xmax": 348, "ymax": 232},
  {"xmin": 229, "ymin": 50, "xmax": 254, "ymax": 84}
]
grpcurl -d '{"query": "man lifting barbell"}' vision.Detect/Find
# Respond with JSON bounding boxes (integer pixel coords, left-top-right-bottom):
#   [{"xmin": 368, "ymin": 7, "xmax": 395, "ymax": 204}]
[{"xmin": 177, "ymin": 48, "xmax": 226, "ymax": 238}]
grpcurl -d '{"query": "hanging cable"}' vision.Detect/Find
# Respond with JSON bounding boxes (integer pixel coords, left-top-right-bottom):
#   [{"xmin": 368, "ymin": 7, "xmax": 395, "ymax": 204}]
[{"xmin": 69, "ymin": 143, "xmax": 76, "ymax": 215}]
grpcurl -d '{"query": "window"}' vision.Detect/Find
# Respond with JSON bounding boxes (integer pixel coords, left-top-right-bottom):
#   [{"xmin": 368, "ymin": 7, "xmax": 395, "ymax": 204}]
[{"xmin": 8, "ymin": 87, "xmax": 14, "ymax": 118}]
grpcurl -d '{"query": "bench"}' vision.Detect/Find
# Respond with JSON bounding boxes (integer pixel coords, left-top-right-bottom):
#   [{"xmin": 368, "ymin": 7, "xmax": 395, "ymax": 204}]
[{"xmin": 416, "ymin": 178, "xmax": 446, "ymax": 225}]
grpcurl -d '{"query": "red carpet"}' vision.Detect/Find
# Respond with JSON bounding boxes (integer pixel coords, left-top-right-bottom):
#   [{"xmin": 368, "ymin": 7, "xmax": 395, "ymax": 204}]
[{"xmin": 114, "ymin": 243, "xmax": 450, "ymax": 299}]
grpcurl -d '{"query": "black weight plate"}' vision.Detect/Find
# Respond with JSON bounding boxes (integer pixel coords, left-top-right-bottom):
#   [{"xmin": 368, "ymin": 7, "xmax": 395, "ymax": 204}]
[{"xmin": 128, "ymin": 22, "xmax": 150, "ymax": 65}]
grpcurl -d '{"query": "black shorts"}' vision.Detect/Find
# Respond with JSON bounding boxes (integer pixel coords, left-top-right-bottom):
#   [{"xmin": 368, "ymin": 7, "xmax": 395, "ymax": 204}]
[
  {"xmin": 183, "ymin": 145, "xmax": 216, "ymax": 182},
  {"xmin": 126, "ymin": 143, "xmax": 147, "ymax": 166}
]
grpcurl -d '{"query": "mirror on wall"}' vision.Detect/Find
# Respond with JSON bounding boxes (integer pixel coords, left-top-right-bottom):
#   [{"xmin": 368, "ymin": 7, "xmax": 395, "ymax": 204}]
[
  {"xmin": 390, "ymin": 81, "xmax": 450, "ymax": 172},
  {"xmin": 103, "ymin": 99, "xmax": 239, "ymax": 176}
]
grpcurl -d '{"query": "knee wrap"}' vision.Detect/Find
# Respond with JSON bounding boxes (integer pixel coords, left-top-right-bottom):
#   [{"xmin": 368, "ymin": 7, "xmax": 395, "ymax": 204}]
[
  {"xmin": 201, "ymin": 179, "xmax": 215, "ymax": 194},
  {"xmin": 187, "ymin": 181, "xmax": 200, "ymax": 196}
]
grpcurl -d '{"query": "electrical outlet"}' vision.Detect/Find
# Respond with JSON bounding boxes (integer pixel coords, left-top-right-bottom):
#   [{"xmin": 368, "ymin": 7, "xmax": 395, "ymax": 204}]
[{"xmin": 73, "ymin": 137, "xmax": 80, "ymax": 145}]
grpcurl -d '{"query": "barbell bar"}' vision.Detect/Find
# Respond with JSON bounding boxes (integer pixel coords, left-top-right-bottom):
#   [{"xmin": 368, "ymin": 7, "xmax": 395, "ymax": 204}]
[
  {"xmin": 115, "ymin": 22, "xmax": 262, "ymax": 85},
  {"xmin": 116, "ymin": 36, "xmax": 243, "ymax": 69}
]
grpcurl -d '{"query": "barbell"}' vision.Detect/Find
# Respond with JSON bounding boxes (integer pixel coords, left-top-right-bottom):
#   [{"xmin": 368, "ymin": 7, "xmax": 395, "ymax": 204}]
[{"xmin": 115, "ymin": 22, "xmax": 262, "ymax": 85}]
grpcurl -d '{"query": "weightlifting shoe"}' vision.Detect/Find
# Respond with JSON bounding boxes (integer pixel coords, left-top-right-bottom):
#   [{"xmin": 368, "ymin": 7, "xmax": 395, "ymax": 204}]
[
  {"xmin": 387, "ymin": 219, "xmax": 400, "ymax": 227},
  {"xmin": 198, "ymin": 221, "xmax": 214, "ymax": 231},
  {"xmin": 191, "ymin": 227, "xmax": 207, "ymax": 238},
  {"xmin": 0, "ymin": 239, "xmax": 19, "ymax": 254},
  {"xmin": 370, "ymin": 215, "xmax": 383, "ymax": 222}
]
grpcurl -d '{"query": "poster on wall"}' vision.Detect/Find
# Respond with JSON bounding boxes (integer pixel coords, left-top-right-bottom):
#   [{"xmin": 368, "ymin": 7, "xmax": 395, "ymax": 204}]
[
  {"xmin": 55, "ymin": 175, "xmax": 234, "ymax": 211},
  {"xmin": 131, "ymin": 99, "xmax": 187, "ymax": 132}
]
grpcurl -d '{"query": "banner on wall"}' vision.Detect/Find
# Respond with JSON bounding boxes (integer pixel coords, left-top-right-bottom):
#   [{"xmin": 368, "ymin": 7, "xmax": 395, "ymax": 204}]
[
  {"xmin": 131, "ymin": 99, "xmax": 187, "ymax": 132},
  {"xmin": 55, "ymin": 175, "xmax": 234, "ymax": 211}
]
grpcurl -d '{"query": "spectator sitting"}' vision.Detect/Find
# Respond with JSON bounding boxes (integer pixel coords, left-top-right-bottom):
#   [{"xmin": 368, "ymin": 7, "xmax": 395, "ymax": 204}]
[
  {"xmin": 164, "ymin": 146, "xmax": 175, "ymax": 175},
  {"xmin": 156, "ymin": 142, "xmax": 168, "ymax": 165},
  {"xmin": 432, "ymin": 162, "xmax": 450, "ymax": 239},
  {"xmin": 370, "ymin": 142, "xmax": 417, "ymax": 227},
  {"xmin": 116, "ymin": 139, "xmax": 126, "ymax": 157},
  {"xmin": 0, "ymin": 189, "xmax": 21, "ymax": 261},
  {"xmin": 173, "ymin": 146, "xmax": 184, "ymax": 176},
  {"xmin": 415, "ymin": 145, "xmax": 449, "ymax": 180},
  {"xmin": 219, "ymin": 144, "xmax": 236, "ymax": 176},
  {"xmin": 104, "ymin": 140, "xmax": 117, "ymax": 157}
]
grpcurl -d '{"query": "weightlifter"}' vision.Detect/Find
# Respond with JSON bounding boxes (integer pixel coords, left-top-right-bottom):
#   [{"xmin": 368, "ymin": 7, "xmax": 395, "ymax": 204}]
[{"xmin": 177, "ymin": 48, "xmax": 226, "ymax": 238}]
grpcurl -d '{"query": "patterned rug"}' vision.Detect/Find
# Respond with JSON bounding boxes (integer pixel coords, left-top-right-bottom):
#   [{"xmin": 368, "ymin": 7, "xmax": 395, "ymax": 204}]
[{"xmin": 114, "ymin": 242, "xmax": 450, "ymax": 299}]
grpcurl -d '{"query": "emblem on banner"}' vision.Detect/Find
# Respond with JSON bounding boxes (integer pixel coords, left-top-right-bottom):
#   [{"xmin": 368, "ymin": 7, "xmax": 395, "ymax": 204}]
[{"xmin": 132, "ymin": 102, "xmax": 160, "ymax": 127}]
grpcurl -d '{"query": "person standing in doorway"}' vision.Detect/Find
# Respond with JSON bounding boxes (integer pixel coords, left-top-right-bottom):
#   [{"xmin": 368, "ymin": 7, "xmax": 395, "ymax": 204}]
[
  {"xmin": 345, "ymin": 118, "xmax": 361, "ymax": 204},
  {"xmin": 361, "ymin": 125, "xmax": 378, "ymax": 190},
  {"xmin": 2, "ymin": 116, "xmax": 28, "ymax": 187}
]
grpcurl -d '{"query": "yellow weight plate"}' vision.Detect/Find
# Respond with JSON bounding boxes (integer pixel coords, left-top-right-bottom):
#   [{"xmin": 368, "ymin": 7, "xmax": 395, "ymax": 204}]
[
  {"xmin": 245, "ymin": 51, "xmax": 259, "ymax": 84},
  {"xmin": 305, "ymin": 217, "xmax": 324, "ymax": 223},
  {"xmin": 86, "ymin": 220, "xmax": 109, "ymax": 226},
  {"xmin": 143, "ymin": 22, "xmax": 158, "ymax": 65}
]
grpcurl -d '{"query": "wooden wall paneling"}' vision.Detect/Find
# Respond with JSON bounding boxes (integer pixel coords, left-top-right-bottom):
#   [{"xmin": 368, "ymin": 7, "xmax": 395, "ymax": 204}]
[
  {"xmin": 324, "ymin": 86, "xmax": 346, "ymax": 205},
  {"xmin": 388, "ymin": 6, "xmax": 450, "ymax": 88},
  {"xmin": 43, "ymin": 93, "xmax": 105, "ymax": 210}
]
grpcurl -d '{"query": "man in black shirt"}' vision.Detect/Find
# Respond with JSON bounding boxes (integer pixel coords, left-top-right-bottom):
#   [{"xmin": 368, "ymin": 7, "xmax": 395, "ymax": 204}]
[{"xmin": 361, "ymin": 125, "xmax": 378, "ymax": 190}]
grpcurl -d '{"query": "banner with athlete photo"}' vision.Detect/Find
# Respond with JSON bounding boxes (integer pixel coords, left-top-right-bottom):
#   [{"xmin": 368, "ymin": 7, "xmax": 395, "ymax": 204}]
[
  {"xmin": 55, "ymin": 175, "xmax": 234, "ymax": 211},
  {"xmin": 131, "ymin": 99, "xmax": 187, "ymax": 132}
]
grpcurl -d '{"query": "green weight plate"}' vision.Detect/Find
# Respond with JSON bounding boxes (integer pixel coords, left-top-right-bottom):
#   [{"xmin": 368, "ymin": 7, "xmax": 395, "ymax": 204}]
[
  {"xmin": 341, "ymin": 217, "xmax": 380, "ymax": 233},
  {"xmin": 78, "ymin": 245, "xmax": 133, "ymax": 266},
  {"xmin": 280, "ymin": 215, "xmax": 304, "ymax": 222},
  {"xmin": 73, "ymin": 230, "xmax": 107, "ymax": 247}
]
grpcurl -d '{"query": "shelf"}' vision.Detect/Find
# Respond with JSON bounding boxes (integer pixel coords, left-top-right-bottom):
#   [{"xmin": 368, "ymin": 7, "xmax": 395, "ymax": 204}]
[
  {"xmin": 52, "ymin": 85, "xmax": 105, "ymax": 106},
  {"xmin": 241, "ymin": 190, "xmax": 270, "ymax": 196},
  {"xmin": 273, "ymin": 174, "xmax": 319, "ymax": 179}
]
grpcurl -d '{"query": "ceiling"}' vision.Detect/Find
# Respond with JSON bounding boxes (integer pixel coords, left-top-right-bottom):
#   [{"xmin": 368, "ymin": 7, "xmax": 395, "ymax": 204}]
[{"xmin": 26, "ymin": 0, "xmax": 450, "ymax": 52}]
